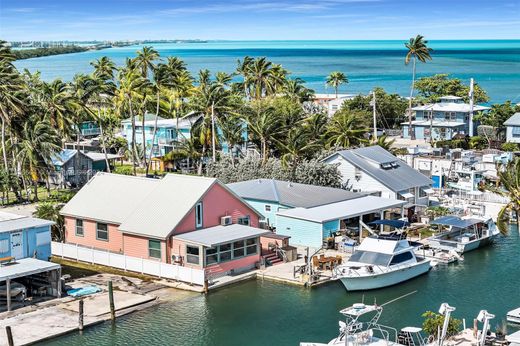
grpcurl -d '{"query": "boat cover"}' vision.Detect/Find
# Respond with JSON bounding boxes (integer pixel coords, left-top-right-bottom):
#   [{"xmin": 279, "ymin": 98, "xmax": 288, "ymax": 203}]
[
  {"xmin": 369, "ymin": 219, "xmax": 409, "ymax": 228},
  {"xmin": 67, "ymin": 285, "xmax": 102, "ymax": 297},
  {"xmin": 430, "ymin": 216, "xmax": 482, "ymax": 228}
]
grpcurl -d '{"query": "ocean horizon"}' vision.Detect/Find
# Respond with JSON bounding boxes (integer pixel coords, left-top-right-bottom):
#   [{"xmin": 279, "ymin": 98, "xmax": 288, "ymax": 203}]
[{"xmin": 14, "ymin": 39, "xmax": 520, "ymax": 104}]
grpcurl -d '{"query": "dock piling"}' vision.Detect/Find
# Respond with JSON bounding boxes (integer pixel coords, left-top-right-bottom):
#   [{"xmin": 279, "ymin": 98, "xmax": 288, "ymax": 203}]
[
  {"xmin": 78, "ymin": 299, "xmax": 84, "ymax": 331},
  {"xmin": 108, "ymin": 281, "xmax": 115, "ymax": 321},
  {"xmin": 6, "ymin": 326, "xmax": 14, "ymax": 346}
]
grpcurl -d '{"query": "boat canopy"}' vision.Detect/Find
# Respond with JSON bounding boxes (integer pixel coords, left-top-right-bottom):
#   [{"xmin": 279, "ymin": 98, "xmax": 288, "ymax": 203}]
[
  {"xmin": 369, "ymin": 219, "xmax": 409, "ymax": 229},
  {"xmin": 430, "ymin": 215, "xmax": 482, "ymax": 228}
]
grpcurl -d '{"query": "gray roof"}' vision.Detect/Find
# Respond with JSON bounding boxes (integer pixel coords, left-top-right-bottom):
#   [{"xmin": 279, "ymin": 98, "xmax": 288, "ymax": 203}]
[
  {"xmin": 504, "ymin": 112, "xmax": 520, "ymax": 126},
  {"xmin": 0, "ymin": 258, "xmax": 61, "ymax": 281},
  {"xmin": 276, "ymin": 196, "xmax": 406, "ymax": 223},
  {"xmin": 61, "ymin": 173, "xmax": 260, "ymax": 239},
  {"xmin": 84, "ymin": 152, "xmax": 123, "ymax": 162},
  {"xmin": 326, "ymin": 145, "xmax": 432, "ymax": 192},
  {"xmin": 0, "ymin": 211, "xmax": 54, "ymax": 233},
  {"xmin": 227, "ymin": 179, "xmax": 365, "ymax": 208},
  {"xmin": 173, "ymin": 224, "xmax": 269, "ymax": 247}
]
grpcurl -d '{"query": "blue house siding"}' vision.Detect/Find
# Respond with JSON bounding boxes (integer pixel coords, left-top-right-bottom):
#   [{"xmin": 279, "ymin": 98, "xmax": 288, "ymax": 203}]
[
  {"xmin": 0, "ymin": 226, "xmax": 52, "ymax": 261},
  {"xmin": 276, "ymin": 216, "xmax": 324, "ymax": 249},
  {"xmin": 241, "ymin": 198, "xmax": 291, "ymax": 228}
]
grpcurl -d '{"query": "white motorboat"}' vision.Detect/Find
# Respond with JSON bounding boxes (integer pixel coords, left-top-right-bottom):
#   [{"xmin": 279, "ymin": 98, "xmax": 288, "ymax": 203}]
[
  {"xmin": 300, "ymin": 303, "xmax": 405, "ymax": 346},
  {"xmin": 427, "ymin": 215, "xmax": 499, "ymax": 254},
  {"xmin": 0, "ymin": 282, "xmax": 27, "ymax": 301},
  {"xmin": 507, "ymin": 307, "xmax": 520, "ymax": 324},
  {"xmin": 333, "ymin": 236, "xmax": 432, "ymax": 291}
]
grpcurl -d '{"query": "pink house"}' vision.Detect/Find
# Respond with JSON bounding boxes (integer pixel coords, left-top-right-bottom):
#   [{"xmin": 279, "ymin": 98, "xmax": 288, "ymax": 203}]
[{"xmin": 60, "ymin": 173, "xmax": 268, "ymax": 275}]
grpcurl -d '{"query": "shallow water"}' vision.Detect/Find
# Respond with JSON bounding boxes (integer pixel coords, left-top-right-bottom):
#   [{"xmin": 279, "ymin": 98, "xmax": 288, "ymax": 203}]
[
  {"xmin": 14, "ymin": 40, "xmax": 520, "ymax": 104},
  {"xmin": 40, "ymin": 226, "xmax": 520, "ymax": 346}
]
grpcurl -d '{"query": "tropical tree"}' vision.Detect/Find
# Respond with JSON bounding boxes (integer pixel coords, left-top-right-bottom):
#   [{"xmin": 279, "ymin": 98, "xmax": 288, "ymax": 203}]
[
  {"xmin": 14, "ymin": 117, "xmax": 61, "ymax": 201},
  {"xmin": 134, "ymin": 46, "xmax": 159, "ymax": 79},
  {"xmin": 404, "ymin": 35, "xmax": 433, "ymax": 139},
  {"xmin": 486, "ymin": 157, "xmax": 520, "ymax": 234},
  {"xmin": 276, "ymin": 127, "xmax": 320, "ymax": 173},
  {"xmin": 325, "ymin": 110, "xmax": 369, "ymax": 148},
  {"xmin": 371, "ymin": 134, "xmax": 396, "ymax": 152},
  {"xmin": 326, "ymin": 71, "xmax": 348, "ymax": 98},
  {"xmin": 114, "ymin": 66, "xmax": 148, "ymax": 175},
  {"xmin": 219, "ymin": 115, "xmax": 245, "ymax": 160}
]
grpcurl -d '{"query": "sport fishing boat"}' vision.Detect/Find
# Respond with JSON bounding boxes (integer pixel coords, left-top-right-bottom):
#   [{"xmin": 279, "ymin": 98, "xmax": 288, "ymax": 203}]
[
  {"xmin": 300, "ymin": 302, "xmax": 405, "ymax": 346},
  {"xmin": 427, "ymin": 215, "xmax": 499, "ymax": 254},
  {"xmin": 333, "ymin": 236, "xmax": 433, "ymax": 291}
]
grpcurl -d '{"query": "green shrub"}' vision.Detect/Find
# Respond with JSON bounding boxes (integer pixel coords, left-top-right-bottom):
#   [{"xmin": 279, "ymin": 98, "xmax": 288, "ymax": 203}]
[
  {"xmin": 113, "ymin": 165, "xmax": 134, "ymax": 176},
  {"xmin": 422, "ymin": 311, "xmax": 462, "ymax": 339},
  {"xmin": 469, "ymin": 136, "xmax": 487, "ymax": 149},
  {"xmin": 501, "ymin": 142, "xmax": 518, "ymax": 152}
]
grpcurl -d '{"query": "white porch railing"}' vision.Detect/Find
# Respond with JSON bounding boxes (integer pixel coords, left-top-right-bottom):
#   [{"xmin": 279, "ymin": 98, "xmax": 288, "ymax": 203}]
[{"xmin": 52, "ymin": 242, "xmax": 205, "ymax": 286}]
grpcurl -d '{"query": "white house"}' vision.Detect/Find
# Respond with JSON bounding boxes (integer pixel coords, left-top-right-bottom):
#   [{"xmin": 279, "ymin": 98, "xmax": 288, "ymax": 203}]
[
  {"xmin": 323, "ymin": 146, "xmax": 433, "ymax": 213},
  {"xmin": 504, "ymin": 112, "xmax": 520, "ymax": 143},
  {"xmin": 313, "ymin": 93, "xmax": 357, "ymax": 117}
]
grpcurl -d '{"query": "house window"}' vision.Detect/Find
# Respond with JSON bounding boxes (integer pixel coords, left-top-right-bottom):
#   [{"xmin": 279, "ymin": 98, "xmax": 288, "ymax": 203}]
[
  {"xmin": 238, "ymin": 216, "xmax": 250, "ymax": 226},
  {"xmin": 246, "ymin": 238, "xmax": 258, "ymax": 255},
  {"xmin": 219, "ymin": 243, "xmax": 232, "ymax": 262},
  {"xmin": 265, "ymin": 205, "xmax": 271, "ymax": 212},
  {"xmin": 512, "ymin": 127, "xmax": 520, "ymax": 138},
  {"xmin": 195, "ymin": 202, "xmax": 203, "ymax": 228},
  {"xmin": 148, "ymin": 239, "xmax": 161, "ymax": 259},
  {"xmin": 186, "ymin": 245, "xmax": 200, "ymax": 264},
  {"xmin": 205, "ymin": 247, "xmax": 218, "ymax": 265},
  {"xmin": 233, "ymin": 240, "xmax": 245, "ymax": 258},
  {"xmin": 96, "ymin": 223, "xmax": 108, "ymax": 241},
  {"xmin": 75, "ymin": 219, "xmax": 84, "ymax": 237},
  {"xmin": 0, "ymin": 239, "xmax": 8, "ymax": 254}
]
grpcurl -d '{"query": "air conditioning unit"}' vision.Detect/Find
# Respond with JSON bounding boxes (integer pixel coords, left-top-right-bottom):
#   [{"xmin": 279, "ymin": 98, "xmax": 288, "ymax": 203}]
[
  {"xmin": 221, "ymin": 216, "xmax": 232, "ymax": 226},
  {"xmin": 258, "ymin": 220, "xmax": 268, "ymax": 229},
  {"xmin": 172, "ymin": 255, "xmax": 182, "ymax": 263}
]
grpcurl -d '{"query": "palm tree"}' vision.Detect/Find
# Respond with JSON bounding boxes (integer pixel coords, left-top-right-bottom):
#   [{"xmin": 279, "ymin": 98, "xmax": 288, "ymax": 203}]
[
  {"xmin": 219, "ymin": 115, "xmax": 245, "ymax": 160},
  {"xmin": 15, "ymin": 117, "xmax": 61, "ymax": 201},
  {"xmin": 325, "ymin": 110, "xmax": 368, "ymax": 148},
  {"xmin": 247, "ymin": 57, "xmax": 274, "ymax": 100},
  {"xmin": 326, "ymin": 71, "xmax": 348, "ymax": 98},
  {"xmin": 245, "ymin": 101, "xmax": 284, "ymax": 164},
  {"xmin": 134, "ymin": 46, "xmax": 159, "ymax": 79},
  {"xmin": 39, "ymin": 79, "xmax": 79, "ymax": 142},
  {"xmin": 405, "ymin": 35, "xmax": 433, "ymax": 140},
  {"xmin": 372, "ymin": 134, "xmax": 396, "ymax": 153},
  {"xmin": 0, "ymin": 41, "xmax": 25, "ymax": 172},
  {"xmin": 276, "ymin": 127, "xmax": 319, "ymax": 173},
  {"xmin": 191, "ymin": 78, "xmax": 237, "ymax": 166},
  {"xmin": 283, "ymin": 78, "xmax": 314, "ymax": 103},
  {"xmin": 236, "ymin": 56, "xmax": 254, "ymax": 99},
  {"xmin": 486, "ymin": 158, "xmax": 520, "ymax": 234},
  {"xmin": 90, "ymin": 56, "xmax": 116, "ymax": 81},
  {"xmin": 114, "ymin": 66, "xmax": 148, "ymax": 175}
]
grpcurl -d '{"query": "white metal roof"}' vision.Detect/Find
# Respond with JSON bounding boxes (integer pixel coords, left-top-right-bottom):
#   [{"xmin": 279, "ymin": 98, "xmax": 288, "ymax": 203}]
[
  {"xmin": 118, "ymin": 174, "xmax": 218, "ymax": 238},
  {"xmin": 173, "ymin": 224, "xmax": 269, "ymax": 247},
  {"xmin": 60, "ymin": 173, "xmax": 161, "ymax": 224},
  {"xmin": 0, "ymin": 211, "xmax": 54, "ymax": 234},
  {"xmin": 401, "ymin": 120, "xmax": 466, "ymax": 128},
  {"xmin": 412, "ymin": 103, "xmax": 490, "ymax": 112},
  {"xmin": 276, "ymin": 196, "xmax": 406, "ymax": 223},
  {"xmin": 504, "ymin": 112, "xmax": 520, "ymax": 126},
  {"xmin": 0, "ymin": 258, "xmax": 60, "ymax": 281},
  {"xmin": 84, "ymin": 152, "xmax": 122, "ymax": 162}
]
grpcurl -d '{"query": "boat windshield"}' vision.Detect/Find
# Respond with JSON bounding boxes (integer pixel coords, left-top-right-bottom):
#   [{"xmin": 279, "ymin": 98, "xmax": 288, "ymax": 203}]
[{"xmin": 349, "ymin": 251, "xmax": 392, "ymax": 266}]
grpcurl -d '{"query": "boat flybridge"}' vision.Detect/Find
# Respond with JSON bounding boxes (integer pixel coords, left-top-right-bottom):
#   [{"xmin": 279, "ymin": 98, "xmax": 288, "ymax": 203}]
[
  {"xmin": 427, "ymin": 215, "xmax": 499, "ymax": 254},
  {"xmin": 333, "ymin": 222, "xmax": 433, "ymax": 291}
]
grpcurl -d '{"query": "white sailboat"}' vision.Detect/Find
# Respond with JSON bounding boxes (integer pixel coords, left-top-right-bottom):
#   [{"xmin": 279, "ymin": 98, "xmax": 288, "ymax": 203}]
[
  {"xmin": 427, "ymin": 215, "xmax": 499, "ymax": 254},
  {"xmin": 333, "ymin": 236, "xmax": 432, "ymax": 291}
]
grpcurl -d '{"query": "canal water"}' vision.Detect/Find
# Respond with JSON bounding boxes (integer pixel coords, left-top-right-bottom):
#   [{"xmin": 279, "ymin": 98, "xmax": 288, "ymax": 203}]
[{"xmin": 40, "ymin": 227, "xmax": 520, "ymax": 345}]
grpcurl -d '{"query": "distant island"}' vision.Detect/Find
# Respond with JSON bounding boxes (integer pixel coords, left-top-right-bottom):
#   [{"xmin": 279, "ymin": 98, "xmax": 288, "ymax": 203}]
[{"xmin": 11, "ymin": 39, "xmax": 209, "ymax": 60}]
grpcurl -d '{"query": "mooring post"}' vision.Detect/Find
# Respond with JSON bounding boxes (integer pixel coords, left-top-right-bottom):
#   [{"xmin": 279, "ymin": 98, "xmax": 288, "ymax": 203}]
[
  {"xmin": 6, "ymin": 326, "xmax": 14, "ymax": 346},
  {"xmin": 78, "ymin": 299, "xmax": 84, "ymax": 331},
  {"xmin": 203, "ymin": 279, "xmax": 209, "ymax": 294},
  {"xmin": 108, "ymin": 281, "xmax": 115, "ymax": 321}
]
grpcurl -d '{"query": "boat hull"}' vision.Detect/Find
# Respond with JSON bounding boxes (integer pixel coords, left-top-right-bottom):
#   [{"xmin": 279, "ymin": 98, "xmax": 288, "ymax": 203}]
[
  {"xmin": 429, "ymin": 233, "xmax": 497, "ymax": 254},
  {"xmin": 338, "ymin": 261, "xmax": 431, "ymax": 291}
]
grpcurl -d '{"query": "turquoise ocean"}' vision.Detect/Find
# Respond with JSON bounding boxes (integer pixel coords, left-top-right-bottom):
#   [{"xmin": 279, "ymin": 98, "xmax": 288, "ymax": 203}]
[{"xmin": 14, "ymin": 40, "xmax": 520, "ymax": 104}]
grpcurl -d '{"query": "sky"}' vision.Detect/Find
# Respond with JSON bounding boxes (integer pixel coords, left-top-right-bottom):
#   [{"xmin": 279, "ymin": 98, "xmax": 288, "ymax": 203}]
[{"xmin": 0, "ymin": 0, "xmax": 519, "ymax": 41}]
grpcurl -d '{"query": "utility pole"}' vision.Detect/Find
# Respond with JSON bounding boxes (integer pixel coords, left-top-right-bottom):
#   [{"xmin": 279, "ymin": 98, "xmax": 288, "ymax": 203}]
[
  {"xmin": 372, "ymin": 91, "xmax": 377, "ymax": 141},
  {"xmin": 469, "ymin": 78, "xmax": 474, "ymax": 137}
]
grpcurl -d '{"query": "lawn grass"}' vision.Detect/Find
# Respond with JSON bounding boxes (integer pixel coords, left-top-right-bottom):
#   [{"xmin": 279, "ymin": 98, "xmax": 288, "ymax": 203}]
[{"xmin": 51, "ymin": 256, "xmax": 155, "ymax": 281}]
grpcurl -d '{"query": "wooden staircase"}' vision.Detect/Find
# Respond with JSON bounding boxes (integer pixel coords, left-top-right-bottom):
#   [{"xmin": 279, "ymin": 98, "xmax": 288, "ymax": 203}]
[{"xmin": 263, "ymin": 252, "xmax": 283, "ymax": 266}]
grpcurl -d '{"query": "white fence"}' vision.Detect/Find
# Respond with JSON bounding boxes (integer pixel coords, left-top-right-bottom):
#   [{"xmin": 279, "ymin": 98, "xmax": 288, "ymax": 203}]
[{"xmin": 52, "ymin": 242, "xmax": 205, "ymax": 286}]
